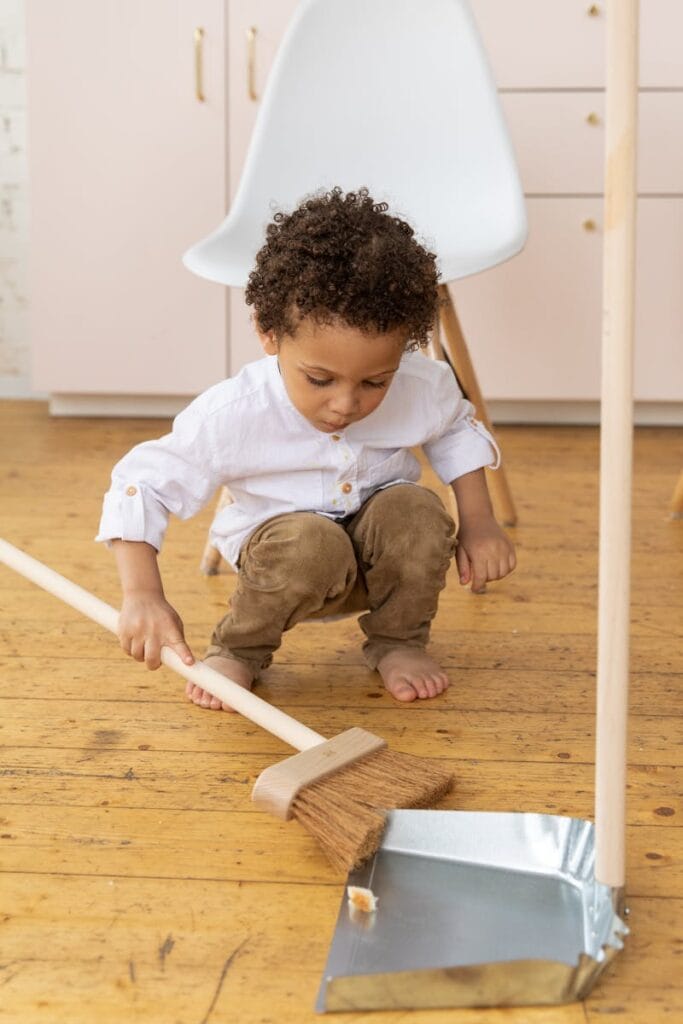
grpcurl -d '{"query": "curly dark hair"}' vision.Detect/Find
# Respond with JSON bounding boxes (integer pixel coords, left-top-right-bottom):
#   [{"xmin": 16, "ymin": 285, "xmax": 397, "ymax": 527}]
[{"xmin": 244, "ymin": 187, "xmax": 440, "ymax": 349}]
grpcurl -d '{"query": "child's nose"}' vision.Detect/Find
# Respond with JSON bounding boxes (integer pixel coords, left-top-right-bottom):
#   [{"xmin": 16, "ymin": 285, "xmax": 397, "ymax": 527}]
[{"xmin": 329, "ymin": 389, "xmax": 358, "ymax": 416}]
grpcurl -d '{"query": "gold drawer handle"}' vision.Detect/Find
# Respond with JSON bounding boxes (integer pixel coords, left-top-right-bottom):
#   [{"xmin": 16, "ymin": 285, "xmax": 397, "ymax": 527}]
[
  {"xmin": 583, "ymin": 219, "xmax": 598, "ymax": 232},
  {"xmin": 194, "ymin": 27, "xmax": 205, "ymax": 103},
  {"xmin": 247, "ymin": 26, "xmax": 258, "ymax": 101},
  {"xmin": 586, "ymin": 111, "xmax": 601, "ymax": 126}
]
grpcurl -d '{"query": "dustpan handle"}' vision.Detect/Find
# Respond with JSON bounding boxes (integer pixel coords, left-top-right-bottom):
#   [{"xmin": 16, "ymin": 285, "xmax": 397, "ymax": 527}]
[
  {"xmin": 0, "ymin": 538, "xmax": 326, "ymax": 753},
  {"xmin": 595, "ymin": 0, "xmax": 639, "ymax": 889}
]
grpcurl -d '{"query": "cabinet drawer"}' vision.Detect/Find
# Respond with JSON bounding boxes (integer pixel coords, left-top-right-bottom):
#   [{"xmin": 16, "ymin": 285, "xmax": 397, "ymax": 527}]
[
  {"xmin": 502, "ymin": 92, "xmax": 683, "ymax": 195},
  {"xmin": 471, "ymin": 0, "xmax": 683, "ymax": 89},
  {"xmin": 451, "ymin": 198, "xmax": 683, "ymax": 402},
  {"xmin": 469, "ymin": 0, "xmax": 605, "ymax": 88}
]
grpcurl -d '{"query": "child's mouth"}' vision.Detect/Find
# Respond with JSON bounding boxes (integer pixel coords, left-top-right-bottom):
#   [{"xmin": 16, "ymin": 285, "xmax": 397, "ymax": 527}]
[{"xmin": 321, "ymin": 421, "xmax": 350, "ymax": 432}]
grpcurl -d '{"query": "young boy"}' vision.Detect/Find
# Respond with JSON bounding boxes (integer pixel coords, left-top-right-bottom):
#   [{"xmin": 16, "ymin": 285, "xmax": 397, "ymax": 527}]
[{"xmin": 97, "ymin": 188, "xmax": 515, "ymax": 707}]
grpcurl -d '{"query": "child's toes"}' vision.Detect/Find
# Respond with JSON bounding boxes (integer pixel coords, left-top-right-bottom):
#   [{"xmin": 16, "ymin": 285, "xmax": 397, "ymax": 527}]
[
  {"xmin": 388, "ymin": 677, "xmax": 419, "ymax": 701},
  {"xmin": 186, "ymin": 682, "xmax": 202, "ymax": 703},
  {"xmin": 423, "ymin": 675, "xmax": 440, "ymax": 700},
  {"xmin": 412, "ymin": 676, "xmax": 430, "ymax": 699}
]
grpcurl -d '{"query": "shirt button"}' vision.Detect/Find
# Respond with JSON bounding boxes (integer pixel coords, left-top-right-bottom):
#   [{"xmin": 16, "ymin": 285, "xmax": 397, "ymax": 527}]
[
  {"xmin": 331, "ymin": 434, "xmax": 341, "ymax": 442},
  {"xmin": 126, "ymin": 486, "xmax": 137, "ymax": 496},
  {"xmin": 341, "ymin": 482, "xmax": 352, "ymax": 494}
]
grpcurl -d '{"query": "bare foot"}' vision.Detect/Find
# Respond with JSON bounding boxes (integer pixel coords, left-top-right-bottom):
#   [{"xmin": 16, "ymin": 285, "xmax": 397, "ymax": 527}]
[
  {"xmin": 185, "ymin": 655, "xmax": 256, "ymax": 712},
  {"xmin": 376, "ymin": 648, "xmax": 450, "ymax": 702}
]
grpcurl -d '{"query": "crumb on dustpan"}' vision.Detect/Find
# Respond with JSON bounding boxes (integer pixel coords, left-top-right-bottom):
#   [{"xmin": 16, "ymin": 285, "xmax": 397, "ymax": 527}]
[{"xmin": 347, "ymin": 885, "xmax": 378, "ymax": 913}]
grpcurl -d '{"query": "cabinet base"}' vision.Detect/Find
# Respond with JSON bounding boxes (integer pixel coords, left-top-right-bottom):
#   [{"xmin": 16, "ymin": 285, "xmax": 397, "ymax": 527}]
[{"xmin": 41, "ymin": 394, "xmax": 683, "ymax": 426}]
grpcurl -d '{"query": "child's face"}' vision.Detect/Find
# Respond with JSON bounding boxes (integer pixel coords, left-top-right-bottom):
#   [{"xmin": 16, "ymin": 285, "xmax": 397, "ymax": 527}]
[{"xmin": 259, "ymin": 317, "xmax": 407, "ymax": 433}]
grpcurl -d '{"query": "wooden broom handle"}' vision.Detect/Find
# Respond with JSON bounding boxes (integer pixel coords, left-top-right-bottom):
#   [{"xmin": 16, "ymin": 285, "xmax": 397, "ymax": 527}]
[
  {"xmin": 0, "ymin": 538, "xmax": 326, "ymax": 753},
  {"xmin": 595, "ymin": 0, "xmax": 639, "ymax": 889}
]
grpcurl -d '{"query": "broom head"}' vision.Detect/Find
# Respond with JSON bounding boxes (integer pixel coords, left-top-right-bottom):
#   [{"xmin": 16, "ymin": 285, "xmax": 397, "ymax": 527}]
[{"xmin": 252, "ymin": 728, "xmax": 453, "ymax": 873}]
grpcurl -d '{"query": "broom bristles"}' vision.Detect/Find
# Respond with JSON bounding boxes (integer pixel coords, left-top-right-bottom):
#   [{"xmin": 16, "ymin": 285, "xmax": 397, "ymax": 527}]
[{"xmin": 291, "ymin": 747, "xmax": 453, "ymax": 874}]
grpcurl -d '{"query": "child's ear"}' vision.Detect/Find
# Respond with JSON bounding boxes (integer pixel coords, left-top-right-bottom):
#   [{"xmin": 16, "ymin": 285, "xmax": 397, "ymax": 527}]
[{"xmin": 257, "ymin": 329, "xmax": 279, "ymax": 356}]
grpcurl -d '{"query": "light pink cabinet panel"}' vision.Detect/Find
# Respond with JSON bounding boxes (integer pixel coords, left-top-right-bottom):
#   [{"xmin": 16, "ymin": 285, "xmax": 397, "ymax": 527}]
[
  {"xmin": 28, "ymin": 0, "xmax": 229, "ymax": 395},
  {"xmin": 503, "ymin": 92, "xmax": 683, "ymax": 195},
  {"xmin": 637, "ymin": 94, "xmax": 683, "ymax": 195},
  {"xmin": 468, "ymin": 0, "xmax": 605, "ymax": 88},
  {"xmin": 471, "ymin": 1, "xmax": 683, "ymax": 89},
  {"xmin": 501, "ymin": 93, "xmax": 606, "ymax": 195},
  {"xmin": 227, "ymin": 0, "xmax": 300, "ymax": 375},
  {"xmin": 451, "ymin": 199, "xmax": 604, "ymax": 401},
  {"xmin": 635, "ymin": 200, "xmax": 683, "ymax": 402},
  {"xmin": 639, "ymin": 0, "xmax": 683, "ymax": 88},
  {"xmin": 452, "ymin": 198, "xmax": 683, "ymax": 402}
]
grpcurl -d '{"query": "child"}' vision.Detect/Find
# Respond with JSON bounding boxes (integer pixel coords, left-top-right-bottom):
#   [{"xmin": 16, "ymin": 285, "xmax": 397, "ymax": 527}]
[{"xmin": 97, "ymin": 188, "xmax": 515, "ymax": 707}]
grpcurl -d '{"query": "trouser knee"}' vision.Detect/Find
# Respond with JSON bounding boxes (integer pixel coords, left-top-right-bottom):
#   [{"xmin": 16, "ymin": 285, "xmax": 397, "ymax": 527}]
[
  {"xmin": 352, "ymin": 484, "xmax": 456, "ymax": 572},
  {"xmin": 240, "ymin": 512, "xmax": 357, "ymax": 602}
]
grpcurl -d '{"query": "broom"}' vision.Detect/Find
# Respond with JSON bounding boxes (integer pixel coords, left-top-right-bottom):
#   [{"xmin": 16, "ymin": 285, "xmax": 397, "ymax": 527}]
[{"xmin": 0, "ymin": 538, "xmax": 453, "ymax": 873}]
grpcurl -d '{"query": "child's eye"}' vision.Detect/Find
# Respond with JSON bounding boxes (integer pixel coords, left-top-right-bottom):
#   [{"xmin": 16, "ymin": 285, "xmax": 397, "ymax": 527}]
[
  {"xmin": 363, "ymin": 380, "xmax": 387, "ymax": 390},
  {"xmin": 305, "ymin": 374, "xmax": 332, "ymax": 388}
]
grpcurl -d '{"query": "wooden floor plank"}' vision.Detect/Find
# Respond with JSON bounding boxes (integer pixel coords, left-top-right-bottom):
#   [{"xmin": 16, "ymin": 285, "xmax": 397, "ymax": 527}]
[
  {"xmin": 2, "ymin": 749, "xmax": 680, "ymax": 827},
  {"xmin": 0, "ymin": 802, "xmax": 680, "ymax": 898},
  {"xmin": 2, "ymin": 655, "xmax": 683, "ymax": 719}
]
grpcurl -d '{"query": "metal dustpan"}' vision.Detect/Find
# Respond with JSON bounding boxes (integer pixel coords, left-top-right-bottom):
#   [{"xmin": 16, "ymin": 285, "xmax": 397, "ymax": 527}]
[
  {"xmin": 320, "ymin": 1, "xmax": 638, "ymax": 1010},
  {"xmin": 317, "ymin": 811, "xmax": 627, "ymax": 1011}
]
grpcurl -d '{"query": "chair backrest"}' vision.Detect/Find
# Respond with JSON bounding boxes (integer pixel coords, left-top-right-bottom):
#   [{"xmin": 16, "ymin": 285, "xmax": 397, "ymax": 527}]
[{"xmin": 183, "ymin": 0, "xmax": 527, "ymax": 286}]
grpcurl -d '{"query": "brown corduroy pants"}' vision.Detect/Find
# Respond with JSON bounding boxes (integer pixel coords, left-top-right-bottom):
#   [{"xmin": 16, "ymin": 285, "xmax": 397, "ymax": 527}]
[{"xmin": 205, "ymin": 483, "xmax": 456, "ymax": 675}]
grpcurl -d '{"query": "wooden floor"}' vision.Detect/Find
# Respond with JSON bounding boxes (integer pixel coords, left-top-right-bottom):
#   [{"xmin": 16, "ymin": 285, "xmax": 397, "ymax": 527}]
[{"xmin": 1, "ymin": 399, "xmax": 681, "ymax": 1023}]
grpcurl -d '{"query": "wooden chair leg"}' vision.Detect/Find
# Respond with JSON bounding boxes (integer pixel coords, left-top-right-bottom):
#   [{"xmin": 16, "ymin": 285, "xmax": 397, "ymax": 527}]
[
  {"xmin": 437, "ymin": 283, "xmax": 518, "ymax": 527},
  {"xmin": 671, "ymin": 470, "xmax": 683, "ymax": 519},
  {"xmin": 199, "ymin": 486, "xmax": 234, "ymax": 575},
  {"xmin": 427, "ymin": 314, "xmax": 460, "ymax": 523}
]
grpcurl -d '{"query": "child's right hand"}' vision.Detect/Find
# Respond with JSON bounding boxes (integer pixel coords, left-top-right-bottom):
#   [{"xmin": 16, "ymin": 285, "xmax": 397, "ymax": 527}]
[{"xmin": 117, "ymin": 593, "xmax": 195, "ymax": 671}]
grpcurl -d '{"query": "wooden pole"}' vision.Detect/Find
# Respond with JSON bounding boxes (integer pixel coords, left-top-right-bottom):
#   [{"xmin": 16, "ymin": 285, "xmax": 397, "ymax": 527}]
[{"xmin": 595, "ymin": 0, "xmax": 639, "ymax": 889}]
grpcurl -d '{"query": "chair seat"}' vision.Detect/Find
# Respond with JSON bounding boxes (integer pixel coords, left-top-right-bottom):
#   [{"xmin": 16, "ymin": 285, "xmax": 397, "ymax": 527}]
[{"xmin": 185, "ymin": 214, "xmax": 526, "ymax": 287}]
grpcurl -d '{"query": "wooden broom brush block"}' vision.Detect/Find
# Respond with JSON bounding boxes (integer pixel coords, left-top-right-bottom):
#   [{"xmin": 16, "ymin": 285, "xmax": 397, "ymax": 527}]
[{"xmin": 251, "ymin": 727, "xmax": 388, "ymax": 819}]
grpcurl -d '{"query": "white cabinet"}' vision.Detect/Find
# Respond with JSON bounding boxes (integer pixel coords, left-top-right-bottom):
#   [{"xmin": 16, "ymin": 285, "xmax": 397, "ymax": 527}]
[
  {"xmin": 27, "ymin": 0, "xmax": 301, "ymax": 411},
  {"xmin": 456, "ymin": 0, "xmax": 683, "ymax": 411},
  {"xmin": 28, "ymin": 0, "xmax": 230, "ymax": 404}
]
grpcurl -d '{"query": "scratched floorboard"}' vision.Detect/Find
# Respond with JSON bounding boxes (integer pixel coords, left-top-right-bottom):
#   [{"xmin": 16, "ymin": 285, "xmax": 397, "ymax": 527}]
[{"xmin": 1, "ymin": 401, "xmax": 682, "ymax": 1023}]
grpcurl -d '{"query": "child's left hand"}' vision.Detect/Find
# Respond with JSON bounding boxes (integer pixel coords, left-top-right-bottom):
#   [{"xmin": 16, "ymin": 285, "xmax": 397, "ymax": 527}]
[{"xmin": 455, "ymin": 515, "xmax": 516, "ymax": 594}]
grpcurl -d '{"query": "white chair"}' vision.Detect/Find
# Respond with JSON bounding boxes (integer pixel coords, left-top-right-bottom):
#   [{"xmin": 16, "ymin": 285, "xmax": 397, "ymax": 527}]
[{"xmin": 183, "ymin": 0, "xmax": 527, "ymax": 573}]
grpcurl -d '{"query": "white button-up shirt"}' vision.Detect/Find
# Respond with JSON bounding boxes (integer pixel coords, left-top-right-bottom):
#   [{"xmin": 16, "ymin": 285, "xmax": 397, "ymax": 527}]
[{"xmin": 96, "ymin": 352, "xmax": 499, "ymax": 568}]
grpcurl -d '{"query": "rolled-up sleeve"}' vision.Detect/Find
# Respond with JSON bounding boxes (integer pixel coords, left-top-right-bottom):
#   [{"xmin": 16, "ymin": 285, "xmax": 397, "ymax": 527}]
[
  {"xmin": 422, "ymin": 363, "xmax": 500, "ymax": 484},
  {"xmin": 95, "ymin": 395, "xmax": 224, "ymax": 551}
]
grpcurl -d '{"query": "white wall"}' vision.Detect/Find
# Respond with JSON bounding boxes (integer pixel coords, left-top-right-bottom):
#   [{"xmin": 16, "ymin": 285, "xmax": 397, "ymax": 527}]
[{"xmin": 0, "ymin": 0, "xmax": 30, "ymax": 399}]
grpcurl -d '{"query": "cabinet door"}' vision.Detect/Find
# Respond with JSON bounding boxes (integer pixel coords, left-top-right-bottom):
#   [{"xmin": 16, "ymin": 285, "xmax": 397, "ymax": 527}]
[
  {"xmin": 28, "ymin": 0, "xmax": 228, "ymax": 395},
  {"xmin": 227, "ymin": 0, "xmax": 301, "ymax": 375}
]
